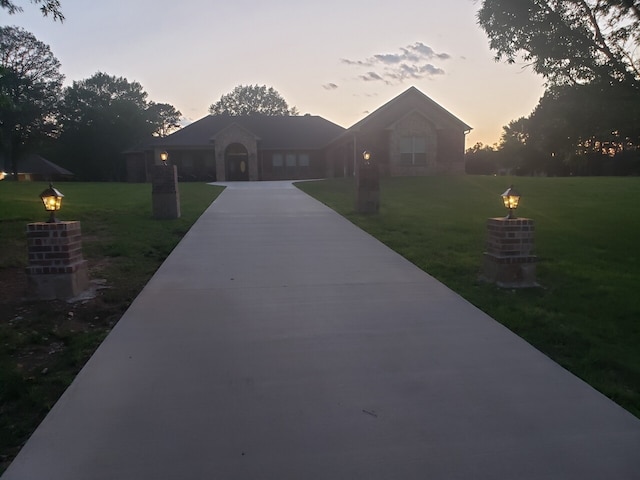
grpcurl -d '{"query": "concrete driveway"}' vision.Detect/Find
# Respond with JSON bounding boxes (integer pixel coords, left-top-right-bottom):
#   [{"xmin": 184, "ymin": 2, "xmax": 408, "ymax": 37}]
[{"xmin": 3, "ymin": 181, "xmax": 639, "ymax": 479}]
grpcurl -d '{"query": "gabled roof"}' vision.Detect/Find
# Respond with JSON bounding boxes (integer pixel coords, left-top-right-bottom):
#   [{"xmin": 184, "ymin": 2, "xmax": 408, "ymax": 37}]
[
  {"xmin": 345, "ymin": 86, "xmax": 472, "ymax": 134},
  {"xmin": 155, "ymin": 115, "xmax": 346, "ymax": 150},
  {"xmin": 15, "ymin": 154, "xmax": 74, "ymax": 176}
]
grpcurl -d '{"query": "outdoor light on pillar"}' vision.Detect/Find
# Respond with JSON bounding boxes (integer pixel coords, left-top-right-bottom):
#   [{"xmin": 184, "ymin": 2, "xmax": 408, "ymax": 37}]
[
  {"xmin": 501, "ymin": 185, "xmax": 521, "ymax": 219},
  {"xmin": 355, "ymin": 149, "xmax": 379, "ymax": 214},
  {"xmin": 39, "ymin": 183, "xmax": 64, "ymax": 223},
  {"xmin": 27, "ymin": 185, "xmax": 89, "ymax": 300},
  {"xmin": 152, "ymin": 151, "xmax": 180, "ymax": 219},
  {"xmin": 481, "ymin": 185, "xmax": 537, "ymax": 288}
]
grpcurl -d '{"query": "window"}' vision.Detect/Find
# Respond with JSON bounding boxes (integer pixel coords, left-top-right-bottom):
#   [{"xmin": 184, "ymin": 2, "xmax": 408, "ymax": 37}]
[
  {"xmin": 400, "ymin": 136, "xmax": 427, "ymax": 165},
  {"xmin": 298, "ymin": 154, "xmax": 310, "ymax": 167},
  {"xmin": 272, "ymin": 152, "xmax": 310, "ymax": 169}
]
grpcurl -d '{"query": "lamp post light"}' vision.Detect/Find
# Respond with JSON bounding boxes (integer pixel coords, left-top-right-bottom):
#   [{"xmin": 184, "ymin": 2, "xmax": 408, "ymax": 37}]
[
  {"xmin": 501, "ymin": 185, "xmax": 521, "ymax": 219},
  {"xmin": 482, "ymin": 184, "xmax": 537, "ymax": 287},
  {"xmin": 39, "ymin": 183, "xmax": 64, "ymax": 223},
  {"xmin": 355, "ymin": 149, "xmax": 379, "ymax": 213},
  {"xmin": 28, "ymin": 183, "xmax": 90, "ymax": 299},
  {"xmin": 152, "ymin": 151, "xmax": 180, "ymax": 219}
]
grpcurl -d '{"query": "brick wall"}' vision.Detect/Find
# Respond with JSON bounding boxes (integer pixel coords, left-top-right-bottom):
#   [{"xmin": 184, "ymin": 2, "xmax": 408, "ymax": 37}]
[
  {"xmin": 485, "ymin": 218, "xmax": 535, "ymax": 259},
  {"xmin": 482, "ymin": 217, "xmax": 538, "ymax": 287},
  {"xmin": 26, "ymin": 222, "xmax": 86, "ymax": 275}
]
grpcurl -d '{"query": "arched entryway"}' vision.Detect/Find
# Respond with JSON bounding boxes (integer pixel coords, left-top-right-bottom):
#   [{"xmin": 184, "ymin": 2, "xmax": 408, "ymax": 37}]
[{"xmin": 225, "ymin": 143, "xmax": 249, "ymax": 181}]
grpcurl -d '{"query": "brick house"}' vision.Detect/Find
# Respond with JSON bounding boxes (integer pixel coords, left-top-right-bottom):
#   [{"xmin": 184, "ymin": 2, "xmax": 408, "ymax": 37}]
[
  {"xmin": 125, "ymin": 86, "xmax": 471, "ymax": 182},
  {"xmin": 326, "ymin": 86, "xmax": 472, "ymax": 178},
  {"xmin": 126, "ymin": 115, "xmax": 345, "ymax": 182}
]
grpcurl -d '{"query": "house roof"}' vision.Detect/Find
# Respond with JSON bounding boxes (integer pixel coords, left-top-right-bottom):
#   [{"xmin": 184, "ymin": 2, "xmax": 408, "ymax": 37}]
[
  {"xmin": 127, "ymin": 87, "xmax": 469, "ymax": 155},
  {"xmin": 343, "ymin": 86, "xmax": 472, "ymax": 135},
  {"xmin": 16, "ymin": 154, "xmax": 74, "ymax": 176},
  {"xmin": 154, "ymin": 115, "xmax": 346, "ymax": 150}
]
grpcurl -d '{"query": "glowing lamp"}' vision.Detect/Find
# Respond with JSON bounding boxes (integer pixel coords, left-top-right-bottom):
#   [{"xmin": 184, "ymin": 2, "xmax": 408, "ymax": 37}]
[
  {"xmin": 362, "ymin": 150, "xmax": 372, "ymax": 164},
  {"xmin": 160, "ymin": 151, "xmax": 169, "ymax": 166},
  {"xmin": 39, "ymin": 183, "xmax": 64, "ymax": 223},
  {"xmin": 501, "ymin": 185, "xmax": 521, "ymax": 219}
]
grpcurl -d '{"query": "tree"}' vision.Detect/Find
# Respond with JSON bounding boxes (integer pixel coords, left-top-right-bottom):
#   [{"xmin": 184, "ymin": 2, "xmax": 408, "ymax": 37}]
[
  {"xmin": 57, "ymin": 72, "xmax": 182, "ymax": 180},
  {"xmin": 494, "ymin": 82, "xmax": 640, "ymax": 175},
  {"xmin": 477, "ymin": 0, "xmax": 640, "ymax": 87},
  {"xmin": 465, "ymin": 142, "xmax": 500, "ymax": 174},
  {"xmin": 1, "ymin": 0, "xmax": 64, "ymax": 21},
  {"xmin": 209, "ymin": 84, "xmax": 297, "ymax": 116},
  {"xmin": 0, "ymin": 26, "xmax": 63, "ymax": 178},
  {"xmin": 147, "ymin": 102, "xmax": 182, "ymax": 137}
]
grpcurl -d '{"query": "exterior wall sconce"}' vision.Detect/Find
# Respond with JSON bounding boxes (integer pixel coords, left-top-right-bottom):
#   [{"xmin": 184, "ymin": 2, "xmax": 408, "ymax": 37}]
[
  {"xmin": 363, "ymin": 150, "xmax": 372, "ymax": 164},
  {"xmin": 160, "ymin": 151, "xmax": 169, "ymax": 166},
  {"xmin": 39, "ymin": 183, "xmax": 64, "ymax": 223},
  {"xmin": 501, "ymin": 185, "xmax": 521, "ymax": 219}
]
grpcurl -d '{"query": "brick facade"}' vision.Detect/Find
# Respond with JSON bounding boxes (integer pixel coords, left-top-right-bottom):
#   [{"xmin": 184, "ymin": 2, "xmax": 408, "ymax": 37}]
[
  {"xmin": 213, "ymin": 124, "xmax": 258, "ymax": 182},
  {"xmin": 152, "ymin": 165, "xmax": 181, "ymax": 219},
  {"xmin": 482, "ymin": 217, "xmax": 538, "ymax": 287},
  {"xmin": 389, "ymin": 112, "xmax": 438, "ymax": 176},
  {"xmin": 26, "ymin": 221, "xmax": 89, "ymax": 299}
]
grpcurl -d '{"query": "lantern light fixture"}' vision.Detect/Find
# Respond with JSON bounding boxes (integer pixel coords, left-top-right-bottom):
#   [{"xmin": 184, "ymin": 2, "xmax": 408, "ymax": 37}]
[
  {"xmin": 39, "ymin": 183, "xmax": 64, "ymax": 223},
  {"xmin": 362, "ymin": 150, "xmax": 372, "ymax": 164},
  {"xmin": 160, "ymin": 151, "xmax": 169, "ymax": 166},
  {"xmin": 501, "ymin": 185, "xmax": 521, "ymax": 219}
]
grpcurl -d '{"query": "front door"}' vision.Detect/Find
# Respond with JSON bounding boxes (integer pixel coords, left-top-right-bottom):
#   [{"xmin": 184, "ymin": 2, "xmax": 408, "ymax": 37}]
[{"xmin": 225, "ymin": 143, "xmax": 249, "ymax": 181}]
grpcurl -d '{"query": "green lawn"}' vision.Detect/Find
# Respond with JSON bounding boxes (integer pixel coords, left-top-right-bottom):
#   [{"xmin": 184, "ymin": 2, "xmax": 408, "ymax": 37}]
[
  {"xmin": 0, "ymin": 181, "xmax": 223, "ymax": 472},
  {"xmin": 297, "ymin": 176, "xmax": 640, "ymax": 418}
]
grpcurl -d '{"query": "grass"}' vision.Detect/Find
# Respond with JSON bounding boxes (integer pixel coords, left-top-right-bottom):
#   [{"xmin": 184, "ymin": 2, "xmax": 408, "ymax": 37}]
[
  {"xmin": 1, "ymin": 176, "xmax": 639, "ymax": 470},
  {"xmin": 297, "ymin": 176, "xmax": 640, "ymax": 418},
  {"xmin": 0, "ymin": 181, "xmax": 223, "ymax": 473}
]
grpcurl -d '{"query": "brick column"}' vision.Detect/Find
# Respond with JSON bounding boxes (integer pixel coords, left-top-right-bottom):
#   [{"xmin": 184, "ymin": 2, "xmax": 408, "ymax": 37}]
[
  {"xmin": 26, "ymin": 221, "xmax": 89, "ymax": 300},
  {"xmin": 482, "ymin": 217, "xmax": 538, "ymax": 288},
  {"xmin": 355, "ymin": 161, "xmax": 380, "ymax": 214},
  {"xmin": 152, "ymin": 165, "xmax": 180, "ymax": 219}
]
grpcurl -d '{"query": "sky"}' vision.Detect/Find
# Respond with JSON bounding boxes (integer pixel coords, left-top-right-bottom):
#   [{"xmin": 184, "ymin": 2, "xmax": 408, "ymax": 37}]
[{"xmin": 4, "ymin": 0, "xmax": 546, "ymax": 147}]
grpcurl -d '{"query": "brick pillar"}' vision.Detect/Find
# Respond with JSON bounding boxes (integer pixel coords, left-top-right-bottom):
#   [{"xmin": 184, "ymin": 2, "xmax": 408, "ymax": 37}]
[
  {"xmin": 152, "ymin": 165, "xmax": 180, "ymax": 219},
  {"xmin": 355, "ymin": 161, "xmax": 380, "ymax": 214},
  {"xmin": 26, "ymin": 221, "xmax": 90, "ymax": 300},
  {"xmin": 482, "ymin": 217, "xmax": 538, "ymax": 288}
]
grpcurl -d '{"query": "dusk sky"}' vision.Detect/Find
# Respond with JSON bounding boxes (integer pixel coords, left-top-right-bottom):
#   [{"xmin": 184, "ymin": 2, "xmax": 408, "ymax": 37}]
[{"xmin": 8, "ymin": 0, "xmax": 546, "ymax": 147}]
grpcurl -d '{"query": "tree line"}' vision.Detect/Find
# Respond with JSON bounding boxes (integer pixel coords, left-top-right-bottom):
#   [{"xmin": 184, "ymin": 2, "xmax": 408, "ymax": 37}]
[
  {"xmin": 468, "ymin": 0, "xmax": 640, "ymax": 176},
  {"xmin": 0, "ymin": 26, "xmax": 181, "ymax": 181},
  {"xmin": 0, "ymin": 25, "xmax": 297, "ymax": 182},
  {"xmin": 0, "ymin": 3, "xmax": 297, "ymax": 181}
]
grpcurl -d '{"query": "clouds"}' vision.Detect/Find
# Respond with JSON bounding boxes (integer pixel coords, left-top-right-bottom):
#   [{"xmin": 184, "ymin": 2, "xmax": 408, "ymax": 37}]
[
  {"xmin": 360, "ymin": 72, "xmax": 385, "ymax": 82},
  {"xmin": 341, "ymin": 42, "xmax": 450, "ymax": 84}
]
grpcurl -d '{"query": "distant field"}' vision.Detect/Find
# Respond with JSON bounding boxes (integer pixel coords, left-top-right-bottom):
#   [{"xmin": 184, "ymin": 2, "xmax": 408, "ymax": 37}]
[{"xmin": 297, "ymin": 176, "xmax": 640, "ymax": 418}]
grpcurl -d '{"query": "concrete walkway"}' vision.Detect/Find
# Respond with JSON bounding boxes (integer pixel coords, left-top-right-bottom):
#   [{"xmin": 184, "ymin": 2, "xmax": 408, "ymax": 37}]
[{"xmin": 4, "ymin": 181, "xmax": 640, "ymax": 479}]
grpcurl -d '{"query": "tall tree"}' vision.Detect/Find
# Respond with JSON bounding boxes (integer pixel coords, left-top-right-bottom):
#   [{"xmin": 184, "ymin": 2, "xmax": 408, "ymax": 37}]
[
  {"xmin": 0, "ymin": 26, "xmax": 63, "ymax": 177},
  {"xmin": 147, "ymin": 102, "xmax": 182, "ymax": 137},
  {"xmin": 1, "ymin": 0, "xmax": 64, "ymax": 21},
  {"xmin": 496, "ymin": 81, "xmax": 640, "ymax": 175},
  {"xmin": 209, "ymin": 84, "xmax": 297, "ymax": 116},
  {"xmin": 477, "ymin": 0, "xmax": 640, "ymax": 87},
  {"xmin": 57, "ymin": 72, "xmax": 181, "ymax": 180}
]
